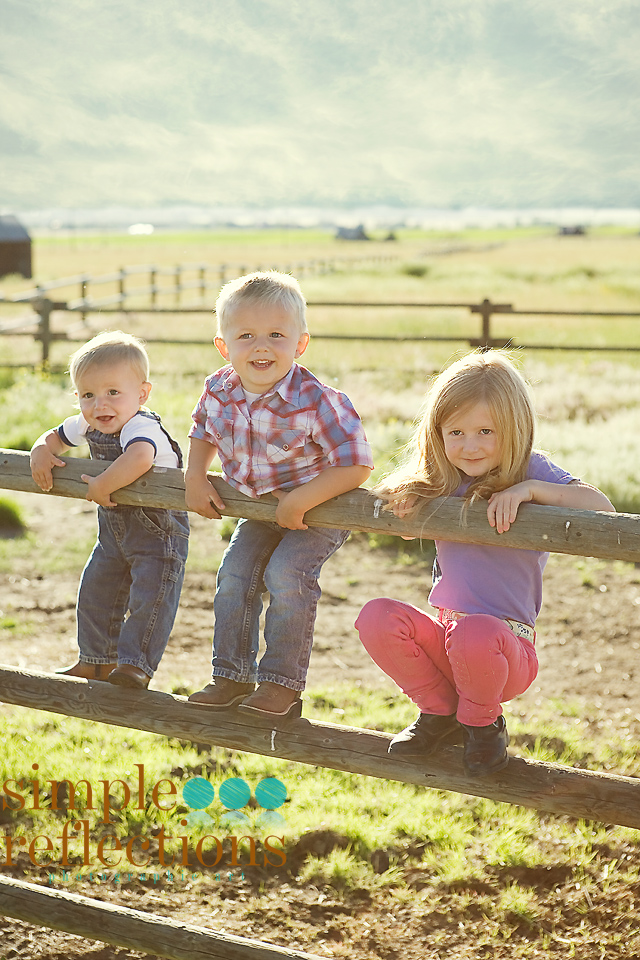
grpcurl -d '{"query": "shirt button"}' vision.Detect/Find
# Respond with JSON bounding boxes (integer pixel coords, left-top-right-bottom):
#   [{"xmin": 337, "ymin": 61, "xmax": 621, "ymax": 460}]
[{"xmin": 283, "ymin": 444, "xmax": 289, "ymax": 450}]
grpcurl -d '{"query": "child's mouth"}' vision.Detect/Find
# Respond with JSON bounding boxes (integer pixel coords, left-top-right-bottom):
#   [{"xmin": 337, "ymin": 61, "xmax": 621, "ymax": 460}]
[{"xmin": 251, "ymin": 361, "xmax": 274, "ymax": 369}]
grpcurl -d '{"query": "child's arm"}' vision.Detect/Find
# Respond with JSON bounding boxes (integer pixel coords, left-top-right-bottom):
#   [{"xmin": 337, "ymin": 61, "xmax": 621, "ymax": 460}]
[
  {"xmin": 273, "ymin": 464, "xmax": 373, "ymax": 530},
  {"xmin": 80, "ymin": 442, "xmax": 156, "ymax": 507},
  {"xmin": 184, "ymin": 437, "xmax": 227, "ymax": 519},
  {"xmin": 488, "ymin": 480, "xmax": 615, "ymax": 534},
  {"xmin": 30, "ymin": 430, "xmax": 70, "ymax": 492}
]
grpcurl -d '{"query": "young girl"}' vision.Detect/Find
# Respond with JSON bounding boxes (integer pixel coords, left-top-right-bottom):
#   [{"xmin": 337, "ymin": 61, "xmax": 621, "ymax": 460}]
[{"xmin": 355, "ymin": 351, "xmax": 614, "ymax": 778}]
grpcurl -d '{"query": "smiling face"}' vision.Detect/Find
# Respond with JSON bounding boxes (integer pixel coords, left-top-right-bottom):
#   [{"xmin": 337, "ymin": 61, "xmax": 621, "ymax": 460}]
[
  {"xmin": 75, "ymin": 361, "xmax": 151, "ymax": 434},
  {"xmin": 215, "ymin": 302, "xmax": 310, "ymax": 395},
  {"xmin": 440, "ymin": 401, "xmax": 502, "ymax": 477}
]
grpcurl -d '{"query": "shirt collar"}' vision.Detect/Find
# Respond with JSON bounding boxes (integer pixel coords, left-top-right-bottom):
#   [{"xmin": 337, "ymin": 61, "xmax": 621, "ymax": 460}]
[{"xmin": 220, "ymin": 363, "xmax": 302, "ymax": 406}]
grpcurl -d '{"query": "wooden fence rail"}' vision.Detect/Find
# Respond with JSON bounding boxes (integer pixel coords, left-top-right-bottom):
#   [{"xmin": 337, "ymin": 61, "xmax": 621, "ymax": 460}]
[
  {"xmin": 1, "ymin": 449, "xmax": 639, "ymax": 562},
  {"xmin": 1, "ymin": 665, "xmax": 639, "ymax": 829},
  {"xmin": 0, "ymin": 874, "xmax": 320, "ymax": 960}
]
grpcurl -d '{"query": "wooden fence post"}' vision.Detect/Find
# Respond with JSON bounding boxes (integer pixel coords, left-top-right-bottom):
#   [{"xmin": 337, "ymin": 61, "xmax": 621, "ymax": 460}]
[
  {"xmin": 119, "ymin": 267, "xmax": 127, "ymax": 310},
  {"xmin": 33, "ymin": 297, "xmax": 53, "ymax": 367}
]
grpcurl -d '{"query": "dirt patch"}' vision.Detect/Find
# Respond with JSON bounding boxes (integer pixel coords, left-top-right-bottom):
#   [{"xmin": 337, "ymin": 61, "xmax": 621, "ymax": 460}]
[{"xmin": 1, "ymin": 492, "xmax": 639, "ymax": 959}]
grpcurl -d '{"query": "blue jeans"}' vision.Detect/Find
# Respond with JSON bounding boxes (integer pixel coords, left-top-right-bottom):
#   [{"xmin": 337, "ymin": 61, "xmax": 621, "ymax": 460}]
[
  {"xmin": 212, "ymin": 519, "xmax": 349, "ymax": 690},
  {"xmin": 77, "ymin": 506, "xmax": 189, "ymax": 677}
]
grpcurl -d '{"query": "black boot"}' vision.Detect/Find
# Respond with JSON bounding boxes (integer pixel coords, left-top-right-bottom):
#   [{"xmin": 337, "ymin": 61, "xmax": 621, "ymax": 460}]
[
  {"xmin": 461, "ymin": 715, "xmax": 510, "ymax": 777},
  {"xmin": 388, "ymin": 712, "xmax": 461, "ymax": 758}
]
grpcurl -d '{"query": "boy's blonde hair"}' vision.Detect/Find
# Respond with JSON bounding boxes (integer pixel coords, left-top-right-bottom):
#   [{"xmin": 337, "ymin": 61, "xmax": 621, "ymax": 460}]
[
  {"xmin": 215, "ymin": 271, "xmax": 307, "ymax": 337},
  {"xmin": 382, "ymin": 350, "xmax": 536, "ymax": 508},
  {"xmin": 69, "ymin": 331, "xmax": 150, "ymax": 387}
]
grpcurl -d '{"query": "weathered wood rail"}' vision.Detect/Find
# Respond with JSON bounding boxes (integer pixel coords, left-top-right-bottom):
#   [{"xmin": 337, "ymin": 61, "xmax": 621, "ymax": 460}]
[
  {"xmin": 2, "ymin": 448, "xmax": 639, "ymax": 561},
  {"xmin": 0, "ymin": 665, "xmax": 639, "ymax": 828},
  {"xmin": 0, "ymin": 874, "xmax": 320, "ymax": 960}
]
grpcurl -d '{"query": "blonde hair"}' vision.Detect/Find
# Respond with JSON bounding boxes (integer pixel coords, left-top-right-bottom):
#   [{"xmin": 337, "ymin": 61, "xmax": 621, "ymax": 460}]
[
  {"xmin": 382, "ymin": 350, "xmax": 536, "ymax": 509},
  {"xmin": 215, "ymin": 271, "xmax": 307, "ymax": 337},
  {"xmin": 69, "ymin": 331, "xmax": 150, "ymax": 387}
]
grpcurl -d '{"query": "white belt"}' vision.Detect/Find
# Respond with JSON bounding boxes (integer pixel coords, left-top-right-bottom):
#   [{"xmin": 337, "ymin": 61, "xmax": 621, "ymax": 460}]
[{"xmin": 438, "ymin": 609, "xmax": 536, "ymax": 644}]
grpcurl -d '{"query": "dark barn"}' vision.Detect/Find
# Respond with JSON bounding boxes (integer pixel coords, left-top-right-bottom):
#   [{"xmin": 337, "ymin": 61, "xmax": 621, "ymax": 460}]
[{"xmin": 0, "ymin": 215, "xmax": 32, "ymax": 279}]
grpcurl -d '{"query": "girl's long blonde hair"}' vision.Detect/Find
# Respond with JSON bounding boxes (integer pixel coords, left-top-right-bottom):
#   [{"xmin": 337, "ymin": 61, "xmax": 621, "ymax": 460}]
[{"xmin": 382, "ymin": 351, "xmax": 536, "ymax": 509}]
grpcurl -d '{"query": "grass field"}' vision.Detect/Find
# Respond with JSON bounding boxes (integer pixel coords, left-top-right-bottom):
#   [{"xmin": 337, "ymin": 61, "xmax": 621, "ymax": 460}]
[{"xmin": 1, "ymin": 226, "xmax": 640, "ymax": 956}]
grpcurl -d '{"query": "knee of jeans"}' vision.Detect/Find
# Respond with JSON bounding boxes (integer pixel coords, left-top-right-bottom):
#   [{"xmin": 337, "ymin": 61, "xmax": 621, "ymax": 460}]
[
  {"xmin": 355, "ymin": 598, "xmax": 404, "ymax": 650},
  {"xmin": 263, "ymin": 565, "xmax": 307, "ymax": 599}
]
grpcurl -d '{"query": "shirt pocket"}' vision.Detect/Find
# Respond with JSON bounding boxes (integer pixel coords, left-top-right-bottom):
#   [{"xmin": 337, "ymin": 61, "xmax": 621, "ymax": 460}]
[
  {"xmin": 209, "ymin": 418, "xmax": 235, "ymax": 461},
  {"xmin": 265, "ymin": 429, "xmax": 308, "ymax": 463}
]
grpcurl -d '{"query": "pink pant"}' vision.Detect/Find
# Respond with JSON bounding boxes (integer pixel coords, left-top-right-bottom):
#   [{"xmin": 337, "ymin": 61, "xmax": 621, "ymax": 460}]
[{"xmin": 355, "ymin": 598, "xmax": 538, "ymax": 726}]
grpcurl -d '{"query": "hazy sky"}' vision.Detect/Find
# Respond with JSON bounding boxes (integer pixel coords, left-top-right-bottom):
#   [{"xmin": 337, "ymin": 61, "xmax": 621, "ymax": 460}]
[{"xmin": 2, "ymin": 0, "xmax": 639, "ymax": 210}]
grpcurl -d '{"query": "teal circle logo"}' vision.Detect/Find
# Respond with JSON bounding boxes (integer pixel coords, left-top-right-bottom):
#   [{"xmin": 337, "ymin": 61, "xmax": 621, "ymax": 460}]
[
  {"xmin": 180, "ymin": 775, "xmax": 288, "ymax": 832},
  {"xmin": 219, "ymin": 778, "xmax": 252, "ymax": 810},
  {"xmin": 255, "ymin": 777, "xmax": 287, "ymax": 809},
  {"xmin": 182, "ymin": 777, "xmax": 215, "ymax": 810}
]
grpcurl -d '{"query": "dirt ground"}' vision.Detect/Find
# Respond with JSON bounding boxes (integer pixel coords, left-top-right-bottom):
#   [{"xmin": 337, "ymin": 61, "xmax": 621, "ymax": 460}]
[{"xmin": 1, "ymin": 493, "xmax": 639, "ymax": 959}]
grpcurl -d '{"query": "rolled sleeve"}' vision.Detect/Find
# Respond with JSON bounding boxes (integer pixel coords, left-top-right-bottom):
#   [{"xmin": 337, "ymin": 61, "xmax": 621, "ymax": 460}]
[{"xmin": 188, "ymin": 391, "xmax": 218, "ymax": 445}]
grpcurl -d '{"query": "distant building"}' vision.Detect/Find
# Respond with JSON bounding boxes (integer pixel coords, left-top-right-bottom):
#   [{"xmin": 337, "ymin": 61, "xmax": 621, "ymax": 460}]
[
  {"xmin": 558, "ymin": 225, "xmax": 586, "ymax": 236},
  {"xmin": 335, "ymin": 224, "xmax": 370, "ymax": 241},
  {"xmin": 0, "ymin": 215, "xmax": 32, "ymax": 278}
]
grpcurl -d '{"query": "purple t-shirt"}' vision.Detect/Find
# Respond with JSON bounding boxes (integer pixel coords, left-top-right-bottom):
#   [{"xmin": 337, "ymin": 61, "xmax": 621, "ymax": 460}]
[{"xmin": 428, "ymin": 451, "xmax": 576, "ymax": 626}]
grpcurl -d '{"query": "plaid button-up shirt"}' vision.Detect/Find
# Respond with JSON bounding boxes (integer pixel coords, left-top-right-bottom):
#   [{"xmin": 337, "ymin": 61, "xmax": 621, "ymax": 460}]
[{"xmin": 189, "ymin": 363, "xmax": 374, "ymax": 498}]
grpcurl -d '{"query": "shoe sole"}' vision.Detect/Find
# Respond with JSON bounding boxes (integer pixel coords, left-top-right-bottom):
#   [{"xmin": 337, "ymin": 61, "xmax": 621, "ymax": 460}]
[
  {"xmin": 187, "ymin": 692, "xmax": 251, "ymax": 709},
  {"xmin": 463, "ymin": 753, "xmax": 510, "ymax": 778},
  {"xmin": 388, "ymin": 724, "xmax": 463, "ymax": 758},
  {"xmin": 237, "ymin": 698, "xmax": 303, "ymax": 719}
]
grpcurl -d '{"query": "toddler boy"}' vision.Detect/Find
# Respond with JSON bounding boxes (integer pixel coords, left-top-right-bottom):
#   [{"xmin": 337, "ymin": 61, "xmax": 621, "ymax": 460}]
[
  {"xmin": 186, "ymin": 271, "xmax": 373, "ymax": 717},
  {"xmin": 30, "ymin": 331, "xmax": 189, "ymax": 689}
]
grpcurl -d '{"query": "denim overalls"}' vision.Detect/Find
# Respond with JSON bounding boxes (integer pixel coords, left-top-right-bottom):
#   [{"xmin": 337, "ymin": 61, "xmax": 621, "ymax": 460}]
[{"xmin": 76, "ymin": 411, "xmax": 189, "ymax": 678}]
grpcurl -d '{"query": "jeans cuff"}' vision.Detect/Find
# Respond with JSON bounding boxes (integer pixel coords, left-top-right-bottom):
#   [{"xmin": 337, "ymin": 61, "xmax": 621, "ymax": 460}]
[{"xmin": 257, "ymin": 673, "xmax": 305, "ymax": 692}]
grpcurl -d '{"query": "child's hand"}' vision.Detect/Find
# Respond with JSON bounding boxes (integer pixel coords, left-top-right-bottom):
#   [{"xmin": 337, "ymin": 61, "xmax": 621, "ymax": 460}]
[
  {"xmin": 391, "ymin": 494, "xmax": 418, "ymax": 519},
  {"xmin": 81, "ymin": 474, "xmax": 117, "ymax": 507},
  {"xmin": 487, "ymin": 482, "xmax": 534, "ymax": 534},
  {"xmin": 184, "ymin": 473, "xmax": 226, "ymax": 520},
  {"xmin": 30, "ymin": 445, "xmax": 66, "ymax": 492},
  {"xmin": 273, "ymin": 490, "xmax": 308, "ymax": 530}
]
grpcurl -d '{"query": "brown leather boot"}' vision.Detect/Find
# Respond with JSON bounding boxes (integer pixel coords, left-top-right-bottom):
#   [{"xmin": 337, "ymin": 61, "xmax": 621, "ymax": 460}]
[
  {"xmin": 188, "ymin": 677, "xmax": 255, "ymax": 708},
  {"xmin": 56, "ymin": 661, "xmax": 117, "ymax": 680},
  {"xmin": 238, "ymin": 681, "xmax": 302, "ymax": 718}
]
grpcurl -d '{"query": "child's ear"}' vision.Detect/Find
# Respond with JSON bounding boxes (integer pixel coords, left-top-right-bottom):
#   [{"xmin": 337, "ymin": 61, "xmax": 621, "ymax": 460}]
[
  {"xmin": 295, "ymin": 332, "xmax": 310, "ymax": 358},
  {"xmin": 139, "ymin": 381, "xmax": 152, "ymax": 405},
  {"xmin": 214, "ymin": 337, "xmax": 230, "ymax": 361}
]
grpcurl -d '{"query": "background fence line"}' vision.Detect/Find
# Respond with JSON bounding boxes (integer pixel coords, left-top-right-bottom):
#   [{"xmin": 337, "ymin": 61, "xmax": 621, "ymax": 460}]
[{"xmin": 2, "ymin": 260, "xmax": 640, "ymax": 365}]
